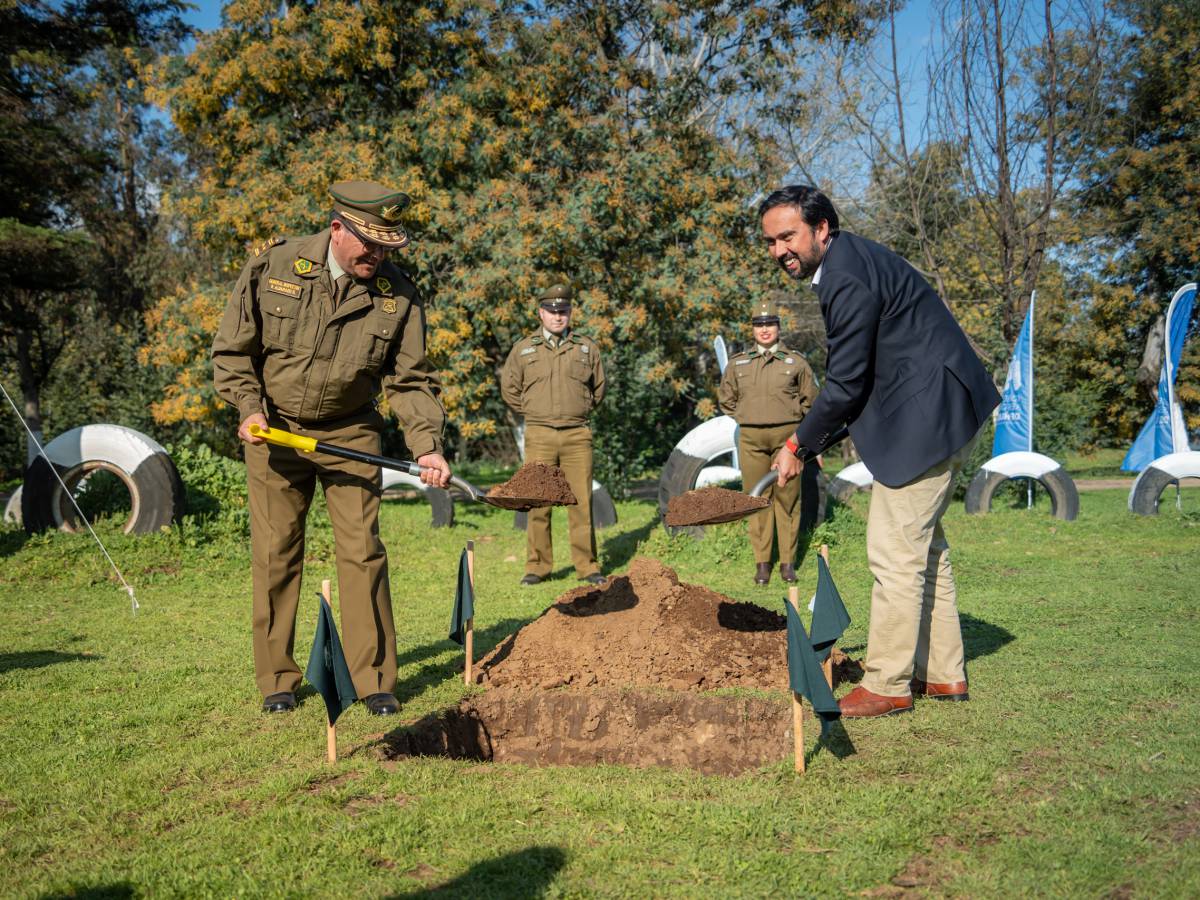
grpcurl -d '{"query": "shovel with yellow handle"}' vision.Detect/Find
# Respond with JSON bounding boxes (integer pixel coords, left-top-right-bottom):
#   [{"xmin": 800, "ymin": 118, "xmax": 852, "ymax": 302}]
[{"xmin": 247, "ymin": 424, "xmax": 556, "ymax": 511}]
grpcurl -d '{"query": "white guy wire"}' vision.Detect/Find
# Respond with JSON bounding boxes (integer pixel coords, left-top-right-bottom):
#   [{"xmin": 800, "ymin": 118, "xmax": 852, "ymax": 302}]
[{"xmin": 0, "ymin": 380, "xmax": 139, "ymax": 612}]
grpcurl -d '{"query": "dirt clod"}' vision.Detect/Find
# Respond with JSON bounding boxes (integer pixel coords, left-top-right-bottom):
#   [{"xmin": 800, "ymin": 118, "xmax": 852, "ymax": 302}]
[
  {"xmin": 487, "ymin": 461, "xmax": 577, "ymax": 505},
  {"xmin": 664, "ymin": 486, "xmax": 768, "ymax": 527}
]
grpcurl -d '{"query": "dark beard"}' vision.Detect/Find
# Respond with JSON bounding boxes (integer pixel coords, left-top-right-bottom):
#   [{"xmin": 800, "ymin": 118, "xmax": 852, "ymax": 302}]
[{"xmin": 779, "ymin": 250, "xmax": 821, "ymax": 280}]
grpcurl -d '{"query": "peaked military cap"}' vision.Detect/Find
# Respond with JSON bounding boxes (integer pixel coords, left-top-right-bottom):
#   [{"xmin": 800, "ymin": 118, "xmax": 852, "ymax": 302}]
[
  {"xmin": 537, "ymin": 281, "xmax": 574, "ymax": 312},
  {"xmin": 751, "ymin": 297, "xmax": 781, "ymax": 324},
  {"xmin": 329, "ymin": 180, "xmax": 411, "ymax": 248}
]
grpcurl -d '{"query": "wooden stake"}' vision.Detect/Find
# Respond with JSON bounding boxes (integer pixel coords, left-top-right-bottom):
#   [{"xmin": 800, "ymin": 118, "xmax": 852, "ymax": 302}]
[
  {"xmin": 787, "ymin": 584, "xmax": 806, "ymax": 774},
  {"xmin": 322, "ymin": 578, "xmax": 336, "ymax": 763},
  {"xmin": 818, "ymin": 545, "xmax": 834, "ymax": 690},
  {"xmin": 464, "ymin": 541, "xmax": 475, "ymax": 686}
]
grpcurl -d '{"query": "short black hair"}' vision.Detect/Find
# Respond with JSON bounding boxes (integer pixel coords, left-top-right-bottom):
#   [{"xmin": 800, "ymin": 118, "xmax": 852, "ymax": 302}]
[{"xmin": 758, "ymin": 185, "xmax": 839, "ymax": 232}]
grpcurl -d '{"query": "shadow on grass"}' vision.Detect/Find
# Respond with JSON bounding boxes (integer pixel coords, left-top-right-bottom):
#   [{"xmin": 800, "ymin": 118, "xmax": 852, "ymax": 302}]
[
  {"xmin": 394, "ymin": 617, "xmax": 530, "ymax": 706},
  {"xmin": 0, "ymin": 528, "xmax": 29, "ymax": 557},
  {"xmin": 386, "ymin": 845, "xmax": 566, "ymax": 898},
  {"xmin": 809, "ymin": 717, "xmax": 857, "ymax": 765},
  {"xmin": 0, "ymin": 651, "xmax": 100, "ymax": 674},
  {"xmin": 600, "ymin": 514, "xmax": 657, "ymax": 573},
  {"xmin": 961, "ymin": 611, "xmax": 1014, "ymax": 662},
  {"xmin": 40, "ymin": 884, "xmax": 135, "ymax": 900}
]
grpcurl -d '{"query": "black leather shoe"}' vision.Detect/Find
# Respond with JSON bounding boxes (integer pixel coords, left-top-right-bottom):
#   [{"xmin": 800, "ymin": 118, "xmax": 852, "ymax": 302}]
[
  {"xmin": 364, "ymin": 693, "xmax": 399, "ymax": 716},
  {"xmin": 779, "ymin": 563, "xmax": 797, "ymax": 583},
  {"xmin": 580, "ymin": 573, "xmax": 606, "ymax": 585},
  {"xmin": 754, "ymin": 562, "xmax": 771, "ymax": 585},
  {"xmin": 262, "ymin": 691, "xmax": 296, "ymax": 713},
  {"xmin": 520, "ymin": 574, "xmax": 543, "ymax": 586}
]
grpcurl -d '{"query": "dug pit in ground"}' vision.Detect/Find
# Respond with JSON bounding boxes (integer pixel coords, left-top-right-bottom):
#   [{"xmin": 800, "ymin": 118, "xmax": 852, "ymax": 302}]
[{"xmin": 380, "ymin": 558, "xmax": 858, "ymax": 776}]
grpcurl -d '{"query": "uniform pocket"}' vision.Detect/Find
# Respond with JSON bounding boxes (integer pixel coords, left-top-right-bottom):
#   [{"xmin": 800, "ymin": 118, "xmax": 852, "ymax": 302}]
[
  {"xmin": 360, "ymin": 315, "xmax": 397, "ymax": 370},
  {"xmin": 261, "ymin": 295, "xmax": 301, "ymax": 348}
]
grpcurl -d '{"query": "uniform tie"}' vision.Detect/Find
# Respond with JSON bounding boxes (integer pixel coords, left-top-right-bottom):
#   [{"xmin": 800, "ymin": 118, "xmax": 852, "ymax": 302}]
[{"xmin": 333, "ymin": 274, "xmax": 351, "ymax": 305}]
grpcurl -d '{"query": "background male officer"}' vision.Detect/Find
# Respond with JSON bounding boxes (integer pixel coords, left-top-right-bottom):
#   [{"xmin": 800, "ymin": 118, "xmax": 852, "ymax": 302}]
[
  {"xmin": 718, "ymin": 297, "xmax": 819, "ymax": 585},
  {"xmin": 764, "ymin": 184, "xmax": 999, "ymax": 718},
  {"xmin": 212, "ymin": 179, "xmax": 451, "ymax": 716},
  {"xmin": 501, "ymin": 282, "xmax": 606, "ymax": 586}
]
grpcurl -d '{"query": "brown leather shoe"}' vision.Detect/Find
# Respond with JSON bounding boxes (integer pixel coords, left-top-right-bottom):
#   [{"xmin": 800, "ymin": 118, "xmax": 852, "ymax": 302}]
[
  {"xmin": 838, "ymin": 685, "xmax": 913, "ymax": 718},
  {"xmin": 911, "ymin": 678, "xmax": 969, "ymax": 701},
  {"xmin": 753, "ymin": 562, "xmax": 771, "ymax": 585},
  {"xmin": 779, "ymin": 563, "xmax": 797, "ymax": 583}
]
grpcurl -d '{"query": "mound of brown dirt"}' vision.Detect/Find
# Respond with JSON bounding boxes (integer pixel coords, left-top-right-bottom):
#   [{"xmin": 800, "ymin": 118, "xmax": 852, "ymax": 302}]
[
  {"xmin": 487, "ymin": 461, "xmax": 577, "ymax": 505},
  {"xmin": 663, "ymin": 486, "xmax": 768, "ymax": 526},
  {"xmin": 477, "ymin": 557, "xmax": 790, "ymax": 692}
]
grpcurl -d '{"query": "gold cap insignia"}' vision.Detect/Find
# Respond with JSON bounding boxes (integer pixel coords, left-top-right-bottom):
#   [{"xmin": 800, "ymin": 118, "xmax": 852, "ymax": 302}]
[
  {"xmin": 382, "ymin": 298, "xmax": 397, "ymax": 314},
  {"xmin": 376, "ymin": 276, "xmax": 392, "ymax": 295},
  {"xmin": 380, "ymin": 205, "xmax": 402, "ymax": 222},
  {"xmin": 294, "ymin": 258, "xmax": 313, "ymax": 275}
]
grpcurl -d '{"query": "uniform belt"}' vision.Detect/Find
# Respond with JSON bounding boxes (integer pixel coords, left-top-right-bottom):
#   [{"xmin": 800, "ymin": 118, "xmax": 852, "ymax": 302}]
[
  {"xmin": 526, "ymin": 422, "xmax": 589, "ymax": 430},
  {"xmin": 270, "ymin": 403, "xmax": 377, "ymax": 430}
]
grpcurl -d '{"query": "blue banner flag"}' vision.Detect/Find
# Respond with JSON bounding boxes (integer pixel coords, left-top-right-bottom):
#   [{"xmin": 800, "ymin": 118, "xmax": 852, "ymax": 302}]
[
  {"xmin": 449, "ymin": 548, "xmax": 475, "ymax": 646},
  {"xmin": 810, "ymin": 555, "xmax": 850, "ymax": 663},
  {"xmin": 784, "ymin": 598, "xmax": 841, "ymax": 728},
  {"xmin": 1123, "ymin": 283, "xmax": 1196, "ymax": 472},
  {"xmin": 993, "ymin": 293, "xmax": 1035, "ymax": 455},
  {"xmin": 305, "ymin": 594, "xmax": 358, "ymax": 726}
]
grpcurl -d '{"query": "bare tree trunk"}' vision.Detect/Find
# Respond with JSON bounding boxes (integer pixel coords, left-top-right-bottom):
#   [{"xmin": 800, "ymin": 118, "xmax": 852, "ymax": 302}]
[{"xmin": 15, "ymin": 327, "xmax": 43, "ymax": 466}]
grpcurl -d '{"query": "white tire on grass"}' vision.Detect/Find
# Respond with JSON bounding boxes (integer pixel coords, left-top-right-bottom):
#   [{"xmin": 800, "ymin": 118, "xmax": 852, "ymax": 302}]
[
  {"xmin": 21, "ymin": 424, "xmax": 184, "ymax": 535},
  {"xmin": 4, "ymin": 486, "xmax": 21, "ymax": 525},
  {"xmin": 828, "ymin": 461, "xmax": 874, "ymax": 502},
  {"xmin": 1129, "ymin": 451, "xmax": 1200, "ymax": 515},
  {"xmin": 964, "ymin": 451, "xmax": 1079, "ymax": 521}
]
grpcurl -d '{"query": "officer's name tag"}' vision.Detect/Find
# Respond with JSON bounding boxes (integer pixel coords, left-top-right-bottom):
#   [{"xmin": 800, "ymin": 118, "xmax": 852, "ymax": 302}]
[
  {"xmin": 580, "ymin": 345, "xmax": 589, "ymax": 353},
  {"xmin": 735, "ymin": 359, "xmax": 751, "ymax": 366},
  {"xmin": 520, "ymin": 347, "xmax": 537, "ymax": 356},
  {"xmin": 266, "ymin": 278, "xmax": 302, "ymax": 298}
]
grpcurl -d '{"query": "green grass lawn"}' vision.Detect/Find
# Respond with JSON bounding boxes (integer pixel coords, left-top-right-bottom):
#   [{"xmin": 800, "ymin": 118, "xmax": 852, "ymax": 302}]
[{"xmin": 2, "ymin": 486, "xmax": 1198, "ymax": 898}]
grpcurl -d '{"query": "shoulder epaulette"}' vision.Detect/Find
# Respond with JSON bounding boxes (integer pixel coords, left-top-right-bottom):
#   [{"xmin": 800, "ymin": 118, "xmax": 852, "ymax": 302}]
[{"xmin": 251, "ymin": 236, "xmax": 284, "ymax": 258}]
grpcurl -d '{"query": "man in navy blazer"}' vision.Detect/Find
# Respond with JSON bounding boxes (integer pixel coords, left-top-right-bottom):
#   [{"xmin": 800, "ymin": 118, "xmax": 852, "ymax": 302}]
[{"xmin": 765, "ymin": 185, "xmax": 1000, "ymax": 718}]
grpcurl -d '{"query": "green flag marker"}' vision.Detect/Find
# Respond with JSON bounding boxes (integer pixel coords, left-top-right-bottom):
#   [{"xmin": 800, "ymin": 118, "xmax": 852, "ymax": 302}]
[
  {"xmin": 810, "ymin": 555, "xmax": 851, "ymax": 662},
  {"xmin": 449, "ymin": 548, "xmax": 475, "ymax": 646},
  {"xmin": 305, "ymin": 593, "xmax": 358, "ymax": 726},
  {"xmin": 785, "ymin": 598, "xmax": 841, "ymax": 731}
]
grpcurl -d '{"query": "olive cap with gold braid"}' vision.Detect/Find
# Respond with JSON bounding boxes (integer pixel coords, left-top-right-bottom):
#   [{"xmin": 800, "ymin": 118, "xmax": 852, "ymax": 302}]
[
  {"xmin": 537, "ymin": 281, "xmax": 574, "ymax": 312},
  {"xmin": 751, "ymin": 297, "xmax": 781, "ymax": 324},
  {"xmin": 329, "ymin": 180, "xmax": 411, "ymax": 248}
]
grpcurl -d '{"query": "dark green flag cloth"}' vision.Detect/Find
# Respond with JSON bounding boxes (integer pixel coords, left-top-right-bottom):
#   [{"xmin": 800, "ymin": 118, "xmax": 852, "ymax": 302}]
[
  {"xmin": 785, "ymin": 598, "xmax": 842, "ymax": 727},
  {"xmin": 304, "ymin": 594, "xmax": 357, "ymax": 726},
  {"xmin": 448, "ymin": 548, "xmax": 475, "ymax": 646},
  {"xmin": 810, "ymin": 555, "xmax": 851, "ymax": 662}
]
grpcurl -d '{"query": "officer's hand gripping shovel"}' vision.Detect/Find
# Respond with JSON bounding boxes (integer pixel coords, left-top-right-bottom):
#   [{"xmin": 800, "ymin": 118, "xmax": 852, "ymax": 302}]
[
  {"xmin": 247, "ymin": 424, "xmax": 557, "ymax": 512},
  {"xmin": 673, "ymin": 427, "xmax": 850, "ymax": 526}
]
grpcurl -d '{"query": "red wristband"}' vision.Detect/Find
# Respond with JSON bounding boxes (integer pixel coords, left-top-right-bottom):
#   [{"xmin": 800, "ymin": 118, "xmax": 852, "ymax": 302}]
[{"xmin": 785, "ymin": 436, "xmax": 801, "ymax": 456}]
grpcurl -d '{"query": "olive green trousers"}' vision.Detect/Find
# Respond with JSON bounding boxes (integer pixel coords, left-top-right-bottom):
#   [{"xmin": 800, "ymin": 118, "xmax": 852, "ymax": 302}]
[{"xmin": 523, "ymin": 424, "xmax": 599, "ymax": 578}]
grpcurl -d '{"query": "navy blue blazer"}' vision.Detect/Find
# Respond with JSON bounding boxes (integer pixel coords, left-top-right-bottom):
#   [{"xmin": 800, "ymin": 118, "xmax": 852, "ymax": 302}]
[{"xmin": 791, "ymin": 231, "xmax": 1000, "ymax": 487}]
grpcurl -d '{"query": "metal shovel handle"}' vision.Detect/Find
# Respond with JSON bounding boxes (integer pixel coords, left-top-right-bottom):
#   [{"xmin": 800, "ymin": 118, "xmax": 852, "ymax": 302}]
[{"xmin": 748, "ymin": 427, "xmax": 850, "ymax": 497}]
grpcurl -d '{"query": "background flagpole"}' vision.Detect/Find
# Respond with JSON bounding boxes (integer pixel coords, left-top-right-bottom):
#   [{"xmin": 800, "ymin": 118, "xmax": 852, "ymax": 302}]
[
  {"xmin": 322, "ymin": 578, "xmax": 337, "ymax": 763},
  {"xmin": 787, "ymin": 584, "xmax": 806, "ymax": 774},
  {"xmin": 818, "ymin": 545, "xmax": 834, "ymax": 690},
  {"xmin": 464, "ymin": 541, "xmax": 475, "ymax": 686}
]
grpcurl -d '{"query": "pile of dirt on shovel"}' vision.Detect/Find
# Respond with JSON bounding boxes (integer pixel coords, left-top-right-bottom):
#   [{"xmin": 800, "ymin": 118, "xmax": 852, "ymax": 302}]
[
  {"xmin": 663, "ymin": 486, "xmax": 768, "ymax": 527},
  {"xmin": 477, "ymin": 557, "xmax": 791, "ymax": 692},
  {"xmin": 487, "ymin": 461, "xmax": 577, "ymax": 505}
]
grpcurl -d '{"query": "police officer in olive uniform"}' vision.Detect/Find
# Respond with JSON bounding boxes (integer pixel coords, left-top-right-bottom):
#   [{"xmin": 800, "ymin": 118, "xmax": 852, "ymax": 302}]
[
  {"xmin": 501, "ymin": 282, "xmax": 606, "ymax": 586},
  {"xmin": 212, "ymin": 180, "xmax": 451, "ymax": 716},
  {"xmin": 717, "ymin": 298, "xmax": 819, "ymax": 585}
]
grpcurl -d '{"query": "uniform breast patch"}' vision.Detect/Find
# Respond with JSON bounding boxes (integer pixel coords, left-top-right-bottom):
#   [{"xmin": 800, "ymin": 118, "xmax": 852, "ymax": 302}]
[
  {"xmin": 376, "ymin": 276, "xmax": 392, "ymax": 295},
  {"xmin": 785, "ymin": 357, "xmax": 794, "ymax": 364},
  {"xmin": 266, "ymin": 277, "xmax": 302, "ymax": 298},
  {"xmin": 580, "ymin": 345, "xmax": 590, "ymax": 354},
  {"xmin": 381, "ymin": 298, "xmax": 397, "ymax": 314},
  {"xmin": 293, "ymin": 258, "xmax": 314, "ymax": 275},
  {"xmin": 734, "ymin": 358, "xmax": 751, "ymax": 366},
  {"xmin": 520, "ymin": 347, "xmax": 537, "ymax": 356}
]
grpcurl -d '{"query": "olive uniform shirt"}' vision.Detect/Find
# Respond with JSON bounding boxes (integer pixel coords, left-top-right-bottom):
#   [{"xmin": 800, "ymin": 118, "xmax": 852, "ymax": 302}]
[
  {"xmin": 500, "ymin": 331, "xmax": 606, "ymax": 425},
  {"xmin": 717, "ymin": 344, "xmax": 818, "ymax": 426},
  {"xmin": 212, "ymin": 229, "xmax": 445, "ymax": 456}
]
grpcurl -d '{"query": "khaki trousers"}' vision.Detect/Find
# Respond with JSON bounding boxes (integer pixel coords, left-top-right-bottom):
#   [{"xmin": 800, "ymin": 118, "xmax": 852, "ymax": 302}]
[
  {"xmin": 524, "ymin": 424, "xmax": 598, "ymax": 578},
  {"xmin": 861, "ymin": 435, "xmax": 978, "ymax": 697},
  {"xmin": 738, "ymin": 423, "xmax": 802, "ymax": 564},
  {"xmin": 245, "ymin": 408, "xmax": 396, "ymax": 699}
]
